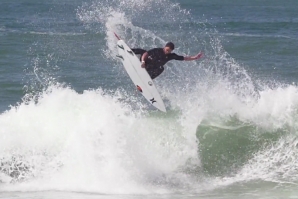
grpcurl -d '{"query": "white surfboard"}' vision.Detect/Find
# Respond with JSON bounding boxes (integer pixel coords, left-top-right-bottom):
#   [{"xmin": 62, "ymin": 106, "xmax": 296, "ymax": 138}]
[{"xmin": 115, "ymin": 34, "xmax": 166, "ymax": 112}]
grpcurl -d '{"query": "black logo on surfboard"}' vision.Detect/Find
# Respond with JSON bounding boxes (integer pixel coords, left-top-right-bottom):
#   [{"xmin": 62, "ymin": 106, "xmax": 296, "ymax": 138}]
[{"xmin": 150, "ymin": 98, "xmax": 157, "ymax": 104}]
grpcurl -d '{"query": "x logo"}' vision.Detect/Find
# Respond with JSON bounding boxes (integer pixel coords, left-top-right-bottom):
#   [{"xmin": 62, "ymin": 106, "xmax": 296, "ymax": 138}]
[{"xmin": 150, "ymin": 98, "xmax": 157, "ymax": 104}]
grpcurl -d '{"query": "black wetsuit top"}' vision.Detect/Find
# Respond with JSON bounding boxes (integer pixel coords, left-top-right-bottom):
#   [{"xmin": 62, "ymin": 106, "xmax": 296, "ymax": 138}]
[{"xmin": 132, "ymin": 48, "xmax": 184, "ymax": 79}]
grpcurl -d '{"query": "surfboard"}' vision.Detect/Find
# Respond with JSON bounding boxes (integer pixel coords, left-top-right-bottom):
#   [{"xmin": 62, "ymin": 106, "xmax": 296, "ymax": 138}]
[{"xmin": 115, "ymin": 33, "xmax": 166, "ymax": 112}]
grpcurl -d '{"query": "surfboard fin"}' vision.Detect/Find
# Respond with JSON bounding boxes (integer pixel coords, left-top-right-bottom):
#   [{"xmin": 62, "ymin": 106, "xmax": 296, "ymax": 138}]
[
  {"xmin": 117, "ymin": 44, "xmax": 124, "ymax": 50},
  {"xmin": 116, "ymin": 55, "xmax": 124, "ymax": 60},
  {"xmin": 127, "ymin": 50, "xmax": 134, "ymax": 55}
]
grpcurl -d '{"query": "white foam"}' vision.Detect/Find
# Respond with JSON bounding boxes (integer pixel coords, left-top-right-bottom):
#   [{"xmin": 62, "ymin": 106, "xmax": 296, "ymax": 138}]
[{"xmin": 0, "ymin": 86, "xmax": 200, "ymax": 193}]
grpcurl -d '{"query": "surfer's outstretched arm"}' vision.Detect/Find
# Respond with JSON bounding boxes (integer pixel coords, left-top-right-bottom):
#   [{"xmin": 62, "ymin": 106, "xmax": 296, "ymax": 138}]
[{"xmin": 183, "ymin": 51, "xmax": 204, "ymax": 61}]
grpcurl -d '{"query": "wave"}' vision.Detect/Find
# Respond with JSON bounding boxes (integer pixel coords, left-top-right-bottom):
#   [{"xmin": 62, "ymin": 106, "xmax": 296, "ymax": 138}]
[
  {"xmin": 1, "ymin": 0, "xmax": 298, "ymax": 195},
  {"xmin": 1, "ymin": 84, "xmax": 298, "ymax": 193},
  {"xmin": 223, "ymin": 32, "xmax": 297, "ymax": 40},
  {"xmin": 0, "ymin": 86, "xmax": 200, "ymax": 193},
  {"xmin": 28, "ymin": 31, "xmax": 87, "ymax": 36},
  {"xmin": 0, "ymin": 27, "xmax": 86, "ymax": 36}
]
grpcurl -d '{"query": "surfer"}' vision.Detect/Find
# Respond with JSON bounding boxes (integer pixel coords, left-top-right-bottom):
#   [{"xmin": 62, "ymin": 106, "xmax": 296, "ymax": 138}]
[{"xmin": 132, "ymin": 42, "xmax": 203, "ymax": 79}]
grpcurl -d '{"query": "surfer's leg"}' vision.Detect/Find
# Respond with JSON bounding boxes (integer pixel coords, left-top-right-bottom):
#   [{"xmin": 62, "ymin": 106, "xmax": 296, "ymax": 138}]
[{"xmin": 146, "ymin": 67, "xmax": 165, "ymax": 80}]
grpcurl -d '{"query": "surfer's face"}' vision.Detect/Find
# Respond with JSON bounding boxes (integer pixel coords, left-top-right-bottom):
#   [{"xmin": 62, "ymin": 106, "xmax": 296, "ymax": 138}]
[{"xmin": 164, "ymin": 47, "xmax": 173, "ymax": 54}]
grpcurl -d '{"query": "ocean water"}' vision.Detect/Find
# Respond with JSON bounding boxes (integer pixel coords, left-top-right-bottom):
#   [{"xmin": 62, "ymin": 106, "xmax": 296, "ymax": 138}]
[{"xmin": 1, "ymin": 0, "xmax": 298, "ymax": 198}]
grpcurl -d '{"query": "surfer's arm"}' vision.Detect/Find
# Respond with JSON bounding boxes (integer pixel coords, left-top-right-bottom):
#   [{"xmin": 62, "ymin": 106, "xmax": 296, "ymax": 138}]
[
  {"xmin": 131, "ymin": 48, "xmax": 146, "ymax": 55},
  {"xmin": 183, "ymin": 52, "xmax": 204, "ymax": 61},
  {"xmin": 141, "ymin": 52, "xmax": 148, "ymax": 68}
]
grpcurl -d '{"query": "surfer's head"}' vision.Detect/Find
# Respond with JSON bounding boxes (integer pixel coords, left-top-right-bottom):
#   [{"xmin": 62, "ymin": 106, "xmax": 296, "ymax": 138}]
[{"xmin": 164, "ymin": 42, "xmax": 175, "ymax": 54}]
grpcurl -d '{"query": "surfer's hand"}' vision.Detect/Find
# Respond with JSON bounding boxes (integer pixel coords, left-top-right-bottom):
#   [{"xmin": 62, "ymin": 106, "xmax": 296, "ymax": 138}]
[
  {"xmin": 195, "ymin": 52, "xmax": 204, "ymax": 60},
  {"xmin": 141, "ymin": 61, "xmax": 146, "ymax": 68}
]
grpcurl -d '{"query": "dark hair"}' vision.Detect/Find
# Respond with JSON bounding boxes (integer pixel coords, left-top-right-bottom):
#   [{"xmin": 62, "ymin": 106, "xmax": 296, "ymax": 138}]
[{"xmin": 165, "ymin": 42, "xmax": 175, "ymax": 50}]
